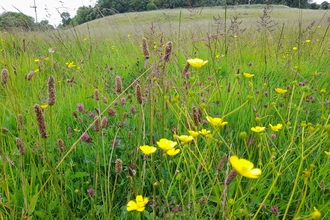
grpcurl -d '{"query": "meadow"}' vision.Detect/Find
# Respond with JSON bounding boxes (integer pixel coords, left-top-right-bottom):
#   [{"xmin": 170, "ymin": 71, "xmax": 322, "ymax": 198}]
[{"xmin": 0, "ymin": 4, "xmax": 329, "ymax": 219}]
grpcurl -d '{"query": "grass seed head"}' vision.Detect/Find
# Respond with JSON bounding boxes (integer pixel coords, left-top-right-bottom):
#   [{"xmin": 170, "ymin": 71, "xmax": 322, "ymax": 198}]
[
  {"xmin": 1, "ymin": 68, "xmax": 9, "ymax": 85},
  {"xmin": 47, "ymin": 75, "xmax": 56, "ymax": 106},
  {"xmin": 34, "ymin": 104, "xmax": 47, "ymax": 139},
  {"xmin": 115, "ymin": 76, "xmax": 122, "ymax": 93},
  {"xmin": 142, "ymin": 37, "xmax": 150, "ymax": 59}
]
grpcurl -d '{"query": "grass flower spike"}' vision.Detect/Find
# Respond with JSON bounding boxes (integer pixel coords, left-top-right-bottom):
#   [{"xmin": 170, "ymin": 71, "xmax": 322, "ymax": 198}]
[
  {"xmin": 269, "ymin": 123, "xmax": 283, "ymax": 132},
  {"xmin": 274, "ymin": 88, "xmax": 288, "ymax": 94},
  {"xmin": 206, "ymin": 116, "xmax": 228, "ymax": 128},
  {"xmin": 139, "ymin": 145, "xmax": 157, "ymax": 155},
  {"xmin": 251, "ymin": 126, "xmax": 266, "ymax": 133},
  {"xmin": 126, "ymin": 195, "xmax": 148, "ymax": 212},
  {"xmin": 187, "ymin": 58, "xmax": 208, "ymax": 68},
  {"xmin": 230, "ymin": 155, "xmax": 262, "ymax": 179}
]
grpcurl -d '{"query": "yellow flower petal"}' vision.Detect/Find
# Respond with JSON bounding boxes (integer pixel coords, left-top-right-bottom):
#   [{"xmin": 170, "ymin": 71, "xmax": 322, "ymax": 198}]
[
  {"xmin": 243, "ymin": 72, "xmax": 254, "ymax": 78},
  {"xmin": 166, "ymin": 148, "xmax": 180, "ymax": 156},
  {"xmin": 311, "ymin": 207, "xmax": 322, "ymax": 220},
  {"xmin": 325, "ymin": 151, "xmax": 330, "ymax": 156},
  {"xmin": 188, "ymin": 130, "xmax": 199, "ymax": 137},
  {"xmin": 230, "ymin": 155, "xmax": 262, "ymax": 179},
  {"xmin": 251, "ymin": 126, "xmax": 266, "ymax": 133},
  {"xmin": 199, "ymin": 129, "xmax": 211, "ymax": 136},
  {"xmin": 187, "ymin": 58, "xmax": 208, "ymax": 68},
  {"xmin": 269, "ymin": 123, "xmax": 283, "ymax": 132},
  {"xmin": 206, "ymin": 116, "xmax": 228, "ymax": 127},
  {"xmin": 139, "ymin": 145, "xmax": 157, "ymax": 155},
  {"xmin": 274, "ymin": 88, "xmax": 288, "ymax": 94},
  {"xmin": 126, "ymin": 201, "xmax": 138, "ymax": 211},
  {"xmin": 157, "ymin": 138, "xmax": 177, "ymax": 151}
]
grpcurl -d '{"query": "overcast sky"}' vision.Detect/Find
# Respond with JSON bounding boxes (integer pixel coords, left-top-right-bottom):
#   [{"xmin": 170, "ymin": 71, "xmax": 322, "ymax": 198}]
[
  {"xmin": 0, "ymin": 0, "xmax": 96, "ymax": 26},
  {"xmin": 0, "ymin": 0, "xmax": 326, "ymax": 26}
]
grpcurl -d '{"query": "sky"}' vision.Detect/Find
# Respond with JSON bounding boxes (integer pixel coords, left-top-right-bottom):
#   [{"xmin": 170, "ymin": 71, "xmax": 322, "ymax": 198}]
[
  {"xmin": 0, "ymin": 0, "xmax": 326, "ymax": 26},
  {"xmin": 0, "ymin": 0, "xmax": 96, "ymax": 26}
]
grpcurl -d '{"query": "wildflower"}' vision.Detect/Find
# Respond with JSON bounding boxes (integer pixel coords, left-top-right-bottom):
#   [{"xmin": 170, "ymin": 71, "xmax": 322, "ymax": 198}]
[
  {"xmin": 269, "ymin": 124, "xmax": 283, "ymax": 132},
  {"xmin": 157, "ymin": 138, "xmax": 177, "ymax": 151},
  {"xmin": 293, "ymin": 46, "xmax": 298, "ymax": 51},
  {"xmin": 139, "ymin": 145, "xmax": 157, "ymax": 155},
  {"xmin": 206, "ymin": 116, "xmax": 228, "ymax": 127},
  {"xmin": 40, "ymin": 104, "xmax": 48, "ymax": 109},
  {"xmin": 229, "ymin": 155, "xmax": 262, "ymax": 179},
  {"xmin": 270, "ymin": 134, "xmax": 276, "ymax": 139},
  {"xmin": 74, "ymin": 189, "xmax": 79, "ymax": 193},
  {"xmin": 305, "ymin": 39, "xmax": 311, "ymax": 43},
  {"xmin": 270, "ymin": 206, "xmax": 279, "ymax": 214},
  {"xmin": 188, "ymin": 130, "xmax": 199, "ymax": 137},
  {"xmin": 311, "ymin": 207, "xmax": 322, "ymax": 220},
  {"xmin": 84, "ymin": 37, "xmax": 87, "ymax": 41},
  {"xmin": 251, "ymin": 126, "xmax": 266, "ymax": 133},
  {"xmin": 173, "ymin": 135, "xmax": 194, "ymax": 144},
  {"xmin": 274, "ymin": 88, "xmax": 288, "ymax": 94},
  {"xmin": 34, "ymin": 59, "xmax": 40, "ymax": 63},
  {"xmin": 48, "ymin": 48, "xmax": 55, "ymax": 53},
  {"xmin": 243, "ymin": 72, "xmax": 254, "ymax": 78},
  {"xmin": 126, "ymin": 195, "xmax": 149, "ymax": 212},
  {"xmin": 128, "ymin": 34, "xmax": 130, "ymax": 37},
  {"xmin": 34, "ymin": 69, "xmax": 39, "ymax": 73},
  {"xmin": 66, "ymin": 61, "xmax": 76, "ymax": 69},
  {"xmin": 166, "ymin": 148, "xmax": 180, "ymax": 156},
  {"xmin": 44, "ymin": 57, "xmax": 50, "ymax": 61},
  {"xmin": 81, "ymin": 133, "xmax": 92, "ymax": 143},
  {"xmin": 325, "ymin": 151, "xmax": 330, "ymax": 156},
  {"xmin": 77, "ymin": 103, "xmax": 84, "ymax": 112},
  {"xmin": 87, "ymin": 188, "xmax": 95, "ymax": 197},
  {"xmin": 187, "ymin": 58, "xmax": 208, "ymax": 68},
  {"xmin": 199, "ymin": 129, "xmax": 211, "ymax": 136}
]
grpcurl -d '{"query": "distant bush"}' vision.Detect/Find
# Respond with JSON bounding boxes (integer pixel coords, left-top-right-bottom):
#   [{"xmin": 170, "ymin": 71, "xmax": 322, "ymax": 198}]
[{"xmin": 0, "ymin": 12, "xmax": 34, "ymax": 31}]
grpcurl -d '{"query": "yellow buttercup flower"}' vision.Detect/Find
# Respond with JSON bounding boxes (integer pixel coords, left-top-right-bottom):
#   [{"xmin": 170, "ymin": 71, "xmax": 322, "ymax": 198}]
[
  {"xmin": 74, "ymin": 128, "xmax": 81, "ymax": 132},
  {"xmin": 325, "ymin": 151, "xmax": 330, "ymax": 156},
  {"xmin": 173, "ymin": 135, "xmax": 194, "ymax": 143},
  {"xmin": 305, "ymin": 39, "xmax": 311, "ymax": 43},
  {"xmin": 66, "ymin": 61, "xmax": 76, "ymax": 69},
  {"xmin": 274, "ymin": 88, "xmax": 288, "ymax": 94},
  {"xmin": 269, "ymin": 124, "xmax": 283, "ymax": 132},
  {"xmin": 187, "ymin": 58, "xmax": 208, "ymax": 68},
  {"xmin": 243, "ymin": 72, "xmax": 254, "ymax": 78},
  {"xmin": 34, "ymin": 59, "xmax": 40, "ymax": 63},
  {"xmin": 199, "ymin": 129, "xmax": 211, "ymax": 136},
  {"xmin": 188, "ymin": 130, "xmax": 199, "ymax": 137},
  {"xmin": 34, "ymin": 69, "xmax": 40, "ymax": 73},
  {"xmin": 166, "ymin": 148, "xmax": 180, "ymax": 156},
  {"xmin": 139, "ymin": 145, "xmax": 157, "ymax": 155},
  {"xmin": 251, "ymin": 126, "xmax": 266, "ymax": 133},
  {"xmin": 206, "ymin": 116, "xmax": 228, "ymax": 127},
  {"xmin": 157, "ymin": 138, "xmax": 177, "ymax": 151},
  {"xmin": 40, "ymin": 104, "xmax": 48, "ymax": 109},
  {"xmin": 126, "ymin": 195, "xmax": 148, "ymax": 212},
  {"xmin": 293, "ymin": 46, "xmax": 298, "ymax": 51},
  {"xmin": 311, "ymin": 207, "xmax": 322, "ymax": 220},
  {"xmin": 230, "ymin": 155, "xmax": 262, "ymax": 179}
]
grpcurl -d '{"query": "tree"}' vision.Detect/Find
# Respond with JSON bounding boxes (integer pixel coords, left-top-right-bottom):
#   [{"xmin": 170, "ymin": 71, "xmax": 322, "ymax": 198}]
[
  {"xmin": 60, "ymin": 12, "xmax": 72, "ymax": 26},
  {"xmin": 74, "ymin": 6, "xmax": 97, "ymax": 25},
  {"xmin": 321, "ymin": 1, "xmax": 329, "ymax": 9},
  {"xmin": 0, "ymin": 12, "xmax": 34, "ymax": 30}
]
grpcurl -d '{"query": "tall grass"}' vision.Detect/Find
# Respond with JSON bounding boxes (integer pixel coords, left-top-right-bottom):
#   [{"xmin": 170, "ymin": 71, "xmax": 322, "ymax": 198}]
[{"xmin": 1, "ymin": 5, "xmax": 329, "ymax": 220}]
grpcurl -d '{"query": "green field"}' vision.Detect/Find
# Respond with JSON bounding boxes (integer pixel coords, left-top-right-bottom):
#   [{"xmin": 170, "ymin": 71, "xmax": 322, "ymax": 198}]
[{"xmin": 1, "ymin": 5, "xmax": 330, "ymax": 219}]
